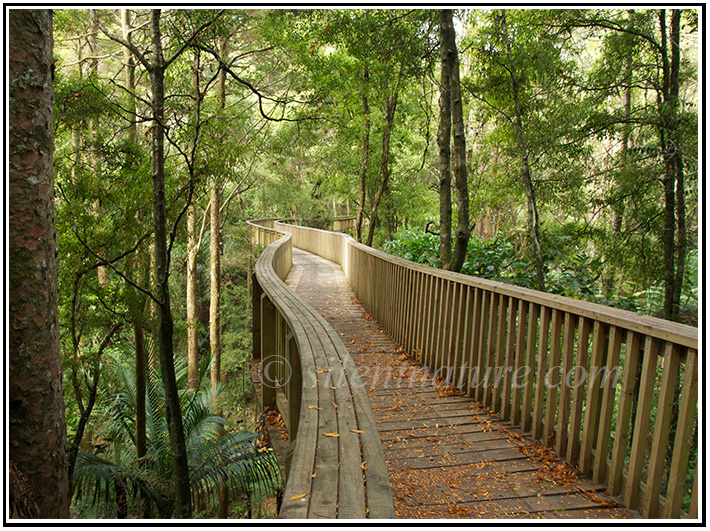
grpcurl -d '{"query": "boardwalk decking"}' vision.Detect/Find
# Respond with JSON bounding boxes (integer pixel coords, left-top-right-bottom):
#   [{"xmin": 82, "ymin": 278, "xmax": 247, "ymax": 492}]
[{"xmin": 286, "ymin": 248, "xmax": 640, "ymax": 519}]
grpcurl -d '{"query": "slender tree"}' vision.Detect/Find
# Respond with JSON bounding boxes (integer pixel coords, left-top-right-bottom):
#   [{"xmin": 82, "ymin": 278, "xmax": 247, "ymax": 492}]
[
  {"xmin": 437, "ymin": 10, "xmax": 453, "ymax": 268},
  {"xmin": 95, "ymin": 8, "xmax": 220, "ymax": 517}
]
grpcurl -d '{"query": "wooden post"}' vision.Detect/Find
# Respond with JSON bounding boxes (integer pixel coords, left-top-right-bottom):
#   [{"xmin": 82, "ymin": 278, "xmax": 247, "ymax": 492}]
[
  {"xmin": 664, "ymin": 348, "xmax": 697, "ymax": 518},
  {"xmin": 260, "ymin": 293, "xmax": 277, "ymax": 410},
  {"xmin": 625, "ymin": 336, "xmax": 660, "ymax": 509}
]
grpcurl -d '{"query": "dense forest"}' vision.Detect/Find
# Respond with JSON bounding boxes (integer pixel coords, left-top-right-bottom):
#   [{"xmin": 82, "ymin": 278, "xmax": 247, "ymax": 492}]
[{"xmin": 9, "ymin": 8, "xmax": 698, "ymax": 519}]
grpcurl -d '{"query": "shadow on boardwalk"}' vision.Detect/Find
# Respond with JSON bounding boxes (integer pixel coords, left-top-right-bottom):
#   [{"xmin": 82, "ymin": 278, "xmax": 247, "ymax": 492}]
[{"xmin": 287, "ymin": 248, "xmax": 640, "ymax": 520}]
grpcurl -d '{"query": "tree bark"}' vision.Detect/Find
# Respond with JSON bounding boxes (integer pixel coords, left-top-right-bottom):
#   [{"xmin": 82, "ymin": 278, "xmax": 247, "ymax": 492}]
[
  {"xmin": 500, "ymin": 9, "xmax": 545, "ymax": 291},
  {"xmin": 437, "ymin": 11, "xmax": 453, "ymax": 268},
  {"xmin": 355, "ymin": 64, "xmax": 371, "ymax": 243},
  {"xmin": 186, "ymin": 203, "xmax": 199, "ymax": 388},
  {"xmin": 443, "ymin": 9, "xmax": 470, "ymax": 273},
  {"xmin": 9, "ymin": 9, "xmax": 70, "ymax": 518},
  {"xmin": 210, "ymin": 184, "xmax": 222, "ymax": 394},
  {"xmin": 149, "ymin": 9, "xmax": 192, "ymax": 518},
  {"xmin": 659, "ymin": 9, "xmax": 685, "ymax": 321}
]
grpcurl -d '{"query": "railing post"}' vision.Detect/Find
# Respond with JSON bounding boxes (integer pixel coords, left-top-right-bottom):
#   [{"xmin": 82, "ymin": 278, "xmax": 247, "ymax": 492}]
[
  {"xmin": 260, "ymin": 293, "xmax": 277, "ymax": 410},
  {"xmin": 252, "ymin": 273, "xmax": 263, "ymax": 359},
  {"xmin": 286, "ymin": 333, "xmax": 301, "ymax": 441}
]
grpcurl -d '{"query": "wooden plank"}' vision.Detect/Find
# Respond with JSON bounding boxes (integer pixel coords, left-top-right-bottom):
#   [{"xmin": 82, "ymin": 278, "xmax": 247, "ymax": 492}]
[
  {"xmin": 608, "ymin": 331, "xmax": 642, "ymax": 496},
  {"xmin": 511, "ymin": 300, "xmax": 529, "ymax": 426},
  {"xmin": 592, "ymin": 325, "xmax": 623, "ymax": 484},
  {"xmin": 451, "ymin": 283, "xmax": 468, "ymax": 390},
  {"xmin": 421, "ymin": 272, "xmax": 434, "ymax": 367},
  {"xmin": 466, "ymin": 288, "xmax": 483, "ymax": 398},
  {"xmin": 501, "ymin": 299, "xmax": 518, "ymax": 421},
  {"xmin": 567, "ymin": 316, "xmax": 591, "ymax": 465},
  {"xmin": 688, "ymin": 472, "xmax": 698, "ymax": 519},
  {"xmin": 475, "ymin": 290, "xmax": 491, "ymax": 403},
  {"xmin": 664, "ymin": 348, "xmax": 698, "ymax": 518},
  {"xmin": 624, "ymin": 336, "xmax": 660, "ymax": 509},
  {"xmin": 532, "ymin": 306, "xmax": 551, "ymax": 441},
  {"xmin": 402, "ymin": 267, "xmax": 414, "ymax": 353},
  {"xmin": 437, "ymin": 280, "xmax": 453, "ymax": 372},
  {"xmin": 556, "ymin": 312, "xmax": 575, "ymax": 458},
  {"xmin": 457, "ymin": 287, "xmax": 474, "ymax": 393},
  {"xmin": 483, "ymin": 292, "xmax": 500, "ymax": 408},
  {"xmin": 491, "ymin": 295, "xmax": 510, "ymax": 413},
  {"xmin": 521, "ymin": 303, "xmax": 540, "ymax": 433},
  {"xmin": 580, "ymin": 321, "xmax": 608, "ymax": 473},
  {"xmin": 643, "ymin": 342, "xmax": 680, "ymax": 518},
  {"xmin": 542, "ymin": 309, "xmax": 562, "ymax": 446},
  {"xmin": 427, "ymin": 276, "xmax": 442, "ymax": 370}
]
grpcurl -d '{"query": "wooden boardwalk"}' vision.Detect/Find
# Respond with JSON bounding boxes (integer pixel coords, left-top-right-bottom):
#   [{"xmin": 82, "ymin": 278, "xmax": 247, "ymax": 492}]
[{"xmin": 286, "ymin": 248, "xmax": 640, "ymax": 519}]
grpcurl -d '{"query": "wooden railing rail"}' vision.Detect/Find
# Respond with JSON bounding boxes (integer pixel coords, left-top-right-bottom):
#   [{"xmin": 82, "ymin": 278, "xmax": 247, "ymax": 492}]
[
  {"xmin": 273, "ymin": 220, "xmax": 699, "ymax": 519},
  {"xmin": 247, "ymin": 218, "xmax": 394, "ymax": 519}
]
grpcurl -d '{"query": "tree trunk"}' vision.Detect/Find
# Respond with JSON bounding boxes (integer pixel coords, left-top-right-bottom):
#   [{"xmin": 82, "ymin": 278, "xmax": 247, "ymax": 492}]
[
  {"xmin": 659, "ymin": 9, "xmax": 685, "ymax": 321},
  {"xmin": 215, "ymin": 36, "xmax": 229, "ymax": 519},
  {"xmin": 210, "ymin": 184, "xmax": 222, "ymax": 394},
  {"xmin": 122, "ymin": 15, "xmax": 148, "ymax": 504},
  {"xmin": 365, "ymin": 92, "xmax": 398, "ymax": 247},
  {"xmin": 149, "ymin": 9, "xmax": 192, "ymax": 518},
  {"xmin": 9, "ymin": 9, "xmax": 70, "ymax": 518},
  {"xmin": 355, "ymin": 65, "xmax": 370, "ymax": 243},
  {"xmin": 437, "ymin": 11, "xmax": 453, "ymax": 268},
  {"xmin": 187, "ymin": 203, "xmax": 199, "ymax": 388},
  {"xmin": 443, "ymin": 9, "xmax": 470, "ymax": 273},
  {"xmin": 669, "ymin": 10, "xmax": 686, "ymax": 319},
  {"xmin": 501, "ymin": 9, "xmax": 545, "ymax": 291}
]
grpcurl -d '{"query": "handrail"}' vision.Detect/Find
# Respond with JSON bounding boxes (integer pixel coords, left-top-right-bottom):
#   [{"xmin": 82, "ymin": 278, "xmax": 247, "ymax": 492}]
[
  {"xmin": 272, "ymin": 220, "xmax": 699, "ymax": 519},
  {"xmin": 247, "ymin": 218, "xmax": 394, "ymax": 519}
]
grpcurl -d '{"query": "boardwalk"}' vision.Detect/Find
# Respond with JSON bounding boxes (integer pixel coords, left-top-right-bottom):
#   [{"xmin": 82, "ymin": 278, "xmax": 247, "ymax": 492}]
[{"xmin": 286, "ymin": 248, "xmax": 640, "ymax": 519}]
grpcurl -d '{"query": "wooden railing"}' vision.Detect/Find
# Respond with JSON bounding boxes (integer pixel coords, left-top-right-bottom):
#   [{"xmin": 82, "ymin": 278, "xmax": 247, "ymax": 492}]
[
  {"xmin": 248, "ymin": 218, "xmax": 394, "ymax": 519},
  {"xmin": 271, "ymin": 220, "xmax": 699, "ymax": 520}
]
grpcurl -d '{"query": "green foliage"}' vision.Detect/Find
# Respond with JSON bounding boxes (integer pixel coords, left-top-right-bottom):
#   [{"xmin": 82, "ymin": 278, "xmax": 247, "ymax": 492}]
[{"xmin": 72, "ymin": 354, "xmax": 281, "ymax": 518}]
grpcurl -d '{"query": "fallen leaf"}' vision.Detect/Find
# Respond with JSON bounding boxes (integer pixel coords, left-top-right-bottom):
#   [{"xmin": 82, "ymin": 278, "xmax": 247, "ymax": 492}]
[
  {"xmin": 351, "ymin": 429, "xmax": 365, "ymax": 434},
  {"xmin": 323, "ymin": 433, "xmax": 340, "ymax": 437},
  {"xmin": 332, "ymin": 402, "xmax": 338, "ymax": 408},
  {"xmin": 289, "ymin": 493, "xmax": 307, "ymax": 500},
  {"xmin": 312, "ymin": 473, "xmax": 317, "ymax": 479}
]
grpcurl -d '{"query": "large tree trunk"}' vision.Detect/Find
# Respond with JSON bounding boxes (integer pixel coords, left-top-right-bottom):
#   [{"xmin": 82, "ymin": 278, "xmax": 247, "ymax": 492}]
[
  {"xmin": 365, "ymin": 92, "xmax": 398, "ymax": 247},
  {"xmin": 437, "ymin": 12, "xmax": 453, "ymax": 268},
  {"xmin": 355, "ymin": 64, "xmax": 370, "ymax": 243},
  {"xmin": 443, "ymin": 9, "xmax": 470, "ymax": 273},
  {"xmin": 149, "ymin": 9, "xmax": 192, "ymax": 518},
  {"xmin": 501, "ymin": 10, "xmax": 545, "ymax": 291},
  {"xmin": 9, "ymin": 9, "xmax": 70, "ymax": 518}
]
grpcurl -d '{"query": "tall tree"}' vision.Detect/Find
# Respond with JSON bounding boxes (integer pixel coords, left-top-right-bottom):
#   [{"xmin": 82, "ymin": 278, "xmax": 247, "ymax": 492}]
[
  {"xmin": 437, "ymin": 10, "xmax": 453, "ymax": 268},
  {"xmin": 95, "ymin": 8, "xmax": 220, "ymax": 517},
  {"xmin": 9, "ymin": 9, "xmax": 70, "ymax": 518},
  {"xmin": 438, "ymin": 9, "xmax": 470, "ymax": 272}
]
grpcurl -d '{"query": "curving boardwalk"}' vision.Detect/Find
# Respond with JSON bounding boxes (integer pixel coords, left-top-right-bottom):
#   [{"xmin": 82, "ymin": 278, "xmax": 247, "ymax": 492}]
[{"xmin": 287, "ymin": 248, "xmax": 640, "ymax": 519}]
